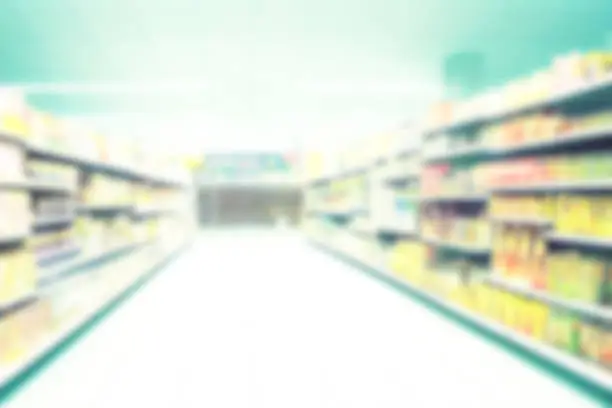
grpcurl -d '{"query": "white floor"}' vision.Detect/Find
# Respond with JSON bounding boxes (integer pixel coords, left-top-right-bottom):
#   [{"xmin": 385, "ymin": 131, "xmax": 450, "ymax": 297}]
[{"xmin": 4, "ymin": 231, "xmax": 600, "ymax": 407}]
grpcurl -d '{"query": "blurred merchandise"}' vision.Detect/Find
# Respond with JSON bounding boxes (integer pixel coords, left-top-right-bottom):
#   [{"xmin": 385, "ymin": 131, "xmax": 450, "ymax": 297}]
[
  {"xmin": 422, "ymin": 164, "xmax": 482, "ymax": 197},
  {"xmin": 81, "ymin": 176, "xmax": 133, "ymax": 207},
  {"xmin": 0, "ymin": 247, "xmax": 37, "ymax": 306},
  {"xmin": 421, "ymin": 206, "xmax": 489, "ymax": 247},
  {"xmin": 0, "ymin": 88, "xmax": 29, "ymax": 138},
  {"xmin": 0, "ymin": 140, "xmax": 26, "ymax": 182},
  {"xmin": 490, "ymin": 195, "xmax": 556, "ymax": 220},
  {"xmin": 0, "ymin": 192, "xmax": 31, "ymax": 237},
  {"xmin": 27, "ymin": 160, "xmax": 79, "ymax": 190},
  {"xmin": 478, "ymin": 152, "xmax": 612, "ymax": 189},
  {"xmin": 492, "ymin": 224, "xmax": 548, "ymax": 285},
  {"xmin": 427, "ymin": 51, "xmax": 612, "ymax": 130}
]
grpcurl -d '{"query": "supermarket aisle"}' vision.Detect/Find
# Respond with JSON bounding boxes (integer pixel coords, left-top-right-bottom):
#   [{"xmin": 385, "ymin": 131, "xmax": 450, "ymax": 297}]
[{"xmin": 4, "ymin": 231, "xmax": 598, "ymax": 407}]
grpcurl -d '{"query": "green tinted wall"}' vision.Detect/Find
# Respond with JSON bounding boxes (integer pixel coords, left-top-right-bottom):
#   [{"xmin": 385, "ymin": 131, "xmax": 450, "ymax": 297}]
[{"xmin": 0, "ymin": 0, "xmax": 610, "ymax": 113}]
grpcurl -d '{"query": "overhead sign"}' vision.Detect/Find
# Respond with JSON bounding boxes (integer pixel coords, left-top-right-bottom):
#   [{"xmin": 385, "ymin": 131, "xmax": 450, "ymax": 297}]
[{"xmin": 197, "ymin": 152, "xmax": 296, "ymax": 180}]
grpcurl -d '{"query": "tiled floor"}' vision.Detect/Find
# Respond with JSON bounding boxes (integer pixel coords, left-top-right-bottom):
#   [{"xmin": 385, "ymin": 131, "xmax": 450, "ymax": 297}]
[{"xmin": 4, "ymin": 230, "xmax": 598, "ymax": 407}]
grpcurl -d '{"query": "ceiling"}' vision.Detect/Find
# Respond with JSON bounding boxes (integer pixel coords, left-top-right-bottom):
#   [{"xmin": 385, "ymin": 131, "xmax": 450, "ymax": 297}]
[{"xmin": 2, "ymin": 0, "xmax": 611, "ymax": 151}]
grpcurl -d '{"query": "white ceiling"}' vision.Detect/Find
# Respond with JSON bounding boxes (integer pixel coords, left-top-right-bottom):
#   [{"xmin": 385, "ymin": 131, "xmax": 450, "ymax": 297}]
[{"xmin": 5, "ymin": 0, "xmax": 612, "ymax": 152}]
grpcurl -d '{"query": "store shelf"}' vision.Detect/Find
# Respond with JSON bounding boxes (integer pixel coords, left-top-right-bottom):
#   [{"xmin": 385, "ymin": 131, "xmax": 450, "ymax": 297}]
[
  {"xmin": 423, "ymin": 145, "xmax": 489, "ymax": 162},
  {"xmin": 26, "ymin": 144, "xmax": 187, "ymax": 188},
  {"xmin": 485, "ymin": 275, "xmax": 612, "ymax": 320},
  {"xmin": 198, "ymin": 179, "xmax": 299, "ymax": 188},
  {"xmin": 487, "ymin": 74, "xmax": 612, "ymax": 122},
  {"xmin": 424, "ymin": 115, "xmax": 489, "ymax": 137},
  {"xmin": 37, "ymin": 246, "xmax": 80, "ymax": 267},
  {"xmin": 377, "ymin": 224, "xmax": 418, "ymax": 236},
  {"xmin": 0, "ymin": 293, "xmax": 37, "ymax": 314},
  {"xmin": 0, "ymin": 180, "xmax": 74, "ymax": 194},
  {"xmin": 77, "ymin": 204, "xmax": 133, "ymax": 214},
  {"xmin": 384, "ymin": 173, "xmax": 420, "ymax": 184},
  {"xmin": 0, "ymin": 131, "xmax": 26, "ymax": 146},
  {"xmin": 489, "ymin": 179, "xmax": 612, "ymax": 193},
  {"xmin": 547, "ymin": 233, "xmax": 612, "ymax": 249},
  {"xmin": 420, "ymin": 193, "xmax": 488, "ymax": 203},
  {"xmin": 427, "ymin": 75, "xmax": 612, "ymax": 136},
  {"xmin": 349, "ymin": 227, "xmax": 376, "ymax": 238},
  {"xmin": 395, "ymin": 270, "xmax": 612, "ymax": 397},
  {"xmin": 34, "ymin": 215, "xmax": 75, "ymax": 229},
  {"xmin": 38, "ymin": 241, "xmax": 144, "ymax": 287},
  {"xmin": 308, "ymin": 165, "xmax": 372, "ymax": 185},
  {"xmin": 490, "ymin": 216, "xmax": 553, "ymax": 227},
  {"xmin": 0, "ymin": 240, "xmax": 187, "ymax": 392},
  {"xmin": 131, "ymin": 207, "xmax": 174, "ymax": 217},
  {"xmin": 0, "ymin": 233, "xmax": 28, "ymax": 246},
  {"xmin": 422, "ymin": 237, "xmax": 490, "ymax": 255},
  {"xmin": 490, "ymin": 126, "xmax": 612, "ymax": 157},
  {"xmin": 311, "ymin": 240, "xmax": 612, "ymax": 399},
  {"xmin": 27, "ymin": 181, "xmax": 76, "ymax": 194},
  {"xmin": 312, "ymin": 208, "xmax": 367, "ymax": 218},
  {"xmin": 394, "ymin": 146, "xmax": 420, "ymax": 158},
  {"xmin": 301, "ymin": 52, "xmax": 612, "ymax": 404}
]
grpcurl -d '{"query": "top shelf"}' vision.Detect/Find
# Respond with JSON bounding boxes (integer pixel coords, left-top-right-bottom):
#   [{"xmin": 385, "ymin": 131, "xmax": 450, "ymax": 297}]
[
  {"xmin": 0, "ymin": 130, "xmax": 190, "ymax": 188},
  {"xmin": 425, "ymin": 74, "xmax": 612, "ymax": 137},
  {"xmin": 27, "ymin": 144, "xmax": 189, "ymax": 188}
]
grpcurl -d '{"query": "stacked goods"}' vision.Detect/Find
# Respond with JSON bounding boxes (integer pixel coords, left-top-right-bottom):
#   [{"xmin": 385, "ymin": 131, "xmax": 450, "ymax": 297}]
[
  {"xmin": 81, "ymin": 176, "xmax": 134, "ymax": 207},
  {"xmin": 27, "ymin": 160, "xmax": 79, "ymax": 190},
  {"xmin": 421, "ymin": 206, "xmax": 489, "ymax": 247},
  {"xmin": 477, "ymin": 152, "xmax": 612, "ymax": 189},
  {"xmin": 555, "ymin": 194, "xmax": 612, "ymax": 238},
  {"xmin": 550, "ymin": 52, "xmax": 612, "ymax": 92},
  {"xmin": 483, "ymin": 113, "xmax": 573, "ymax": 148},
  {"xmin": 73, "ymin": 216, "xmax": 135, "ymax": 253},
  {"xmin": 483, "ymin": 109, "xmax": 612, "ymax": 149},
  {"xmin": 312, "ymin": 175, "xmax": 368, "ymax": 213},
  {"xmin": 422, "ymin": 164, "xmax": 482, "ymax": 197},
  {"xmin": 421, "ymin": 165, "xmax": 448, "ymax": 196},
  {"xmin": 545, "ymin": 250, "xmax": 611, "ymax": 305},
  {"xmin": 33, "ymin": 196, "xmax": 74, "ymax": 221},
  {"xmin": 0, "ymin": 86, "xmax": 193, "ymax": 385},
  {"xmin": 475, "ymin": 285, "xmax": 551, "ymax": 339},
  {"xmin": 304, "ymin": 48, "xmax": 612, "ymax": 389},
  {"xmin": 388, "ymin": 241, "xmax": 425, "ymax": 282},
  {"xmin": 474, "ymin": 283, "xmax": 612, "ymax": 371},
  {"xmin": 133, "ymin": 185, "xmax": 153, "ymax": 209},
  {"xmin": 0, "ymin": 140, "xmax": 25, "ymax": 183},
  {"xmin": 491, "ymin": 194, "xmax": 612, "ymax": 238},
  {"xmin": 492, "ymin": 225, "xmax": 548, "ymax": 286},
  {"xmin": 30, "ymin": 228, "xmax": 77, "ymax": 266},
  {"xmin": 424, "ymin": 130, "xmax": 485, "ymax": 157},
  {"xmin": 0, "ymin": 192, "xmax": 31, "ymax": 237},
  {"xmin": 490, "ymin": 195, "xmax": 556, "ymax": 220},
  {"xmin": 0, "ymin": 88, "xmax": 29, "ymax": 138},
  {"xmin": 413, "ymin": 257, "xmax": 488, "ymax": 305},
  {"xmin": 427, "ymin": 52, "xmax": 612, "ymax": 129},
  {"xmin": 0, "ymin": 247, "xmax": 37, "ymax": 306}
]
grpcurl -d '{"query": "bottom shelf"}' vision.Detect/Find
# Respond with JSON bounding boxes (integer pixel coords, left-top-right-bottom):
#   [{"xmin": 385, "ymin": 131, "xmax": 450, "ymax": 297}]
[
  {"xmin": 309, "ymin": 237, "xmax": 612, "ymax": 402},
  {"xmin": 0, "ymin": 236, "xmax": 190, "ymax": 394}
]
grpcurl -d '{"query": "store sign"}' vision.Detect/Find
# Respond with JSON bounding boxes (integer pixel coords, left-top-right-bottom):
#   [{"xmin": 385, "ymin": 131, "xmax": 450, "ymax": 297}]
[{"xmin": 197, "ymin": 153, "xmax": 296, "ymax": 180}]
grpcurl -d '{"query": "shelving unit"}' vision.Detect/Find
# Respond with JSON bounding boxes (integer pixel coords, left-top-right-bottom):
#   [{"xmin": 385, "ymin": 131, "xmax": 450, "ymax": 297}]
[
  {"xmin": 0, "ymin": 90, "xmax": 196, "ymax": 393},
  {"xmin": 303, "ymin": 52, "xmax": 612, "ymax": 398}
]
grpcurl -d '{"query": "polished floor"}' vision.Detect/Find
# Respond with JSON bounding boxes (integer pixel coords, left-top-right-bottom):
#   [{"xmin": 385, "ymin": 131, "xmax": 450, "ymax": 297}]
[{"xmin": 4, "ymin": 231, "xmax": 599, "ymax": 407}]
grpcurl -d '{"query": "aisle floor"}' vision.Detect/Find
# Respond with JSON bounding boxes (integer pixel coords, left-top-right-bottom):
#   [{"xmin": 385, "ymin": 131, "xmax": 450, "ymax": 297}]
[{"xmin": 3, "ymin": 230, "xmax": 600, "ymax": 407}]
